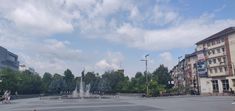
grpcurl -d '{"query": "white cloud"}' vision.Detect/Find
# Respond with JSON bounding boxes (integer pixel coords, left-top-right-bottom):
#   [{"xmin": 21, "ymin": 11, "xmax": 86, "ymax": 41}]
[
  {"xmin": 0, "ymin": 0, "xmax": 234, "ymax": 77},
  {"xmin": 40, "ymin": 39, "xmax": 83, "ymax": 61},
  {"xmin": 90, "ymin": 0, "xmax": 124, "ymax": 18},
  {"xmin": 150, "ymin": 4, "xmax": 180, "ymax": 25},
  {"xmin": 65, "ymin": 0, "xmax": 96, "ymax": 11},
  {"xmin": 129, "ymin": 6, "xmax": 141, "ymax": 20},
  {"xmin": 19, "ymin": 53, "xmax": 66, "ymax": 74},
  {"xmin": 95, "ymin": 51, "xmax": 123, "ymax": 71},
  {"xmin": 15, "ymin": 38, "xmax": 84, "ymax": 75},
  {"xmin": 7, "ymin": 2, "xmax": 73, "ymax": 36},
  {"xmin": 111, "ymin": 16, "xmax": 235, "ymax": 51},
  {"xmin": 159, "ymin": 51, "xmax": 176, "ymax": 69},
  {"xmin": 0, "ymin": 28, "xmax": 83, "ymax": 75}
]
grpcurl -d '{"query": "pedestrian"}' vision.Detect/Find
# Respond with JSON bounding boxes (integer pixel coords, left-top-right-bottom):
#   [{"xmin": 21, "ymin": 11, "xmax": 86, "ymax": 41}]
[
  {"xmin": 3, "ymin": 90, "xmax": 8, "ymax": 104},
  {"xmin": 7, "ymin": 91, "xmax": 11, "ymax": 104}
]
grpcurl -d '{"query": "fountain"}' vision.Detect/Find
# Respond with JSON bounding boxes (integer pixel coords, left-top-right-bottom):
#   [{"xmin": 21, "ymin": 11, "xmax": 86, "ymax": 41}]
[
  {"xmin": 72, "ymin": 84, "xmax": 78, "ymax": 98},
  {"xmin": 47, "ymin": 70, "xmax": 112, "ymax": 100},
  {"xmin": 85, "ymin": 84, "xmax": 90, "ymax": 97},
  {"xmin": 79, "ymin": 74, "xmax": 84, "ymax": 98},
  {"xmin": 68, "ymin": 70, "xmax": 89, "ymax": 99}
]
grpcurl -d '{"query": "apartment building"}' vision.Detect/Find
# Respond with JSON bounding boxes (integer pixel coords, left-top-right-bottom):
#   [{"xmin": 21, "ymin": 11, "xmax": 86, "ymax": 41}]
[
  {"xmin": 184, "ymin": 52, "xmax": 198, "ymax": 92},
  {"xmin": 170, "ymin": 59, "xmax": 186, "ymax": 89},
  {"xmin": 170, "ymin": 52, "xmax": 199, "ymax": 93},
  {"xmin": 196, "ymin": 27, "xmax": 235, "ymax": 95},
  {"xmin": 0, "ymin": 46, "xmax": 19, "ymax": 70}
]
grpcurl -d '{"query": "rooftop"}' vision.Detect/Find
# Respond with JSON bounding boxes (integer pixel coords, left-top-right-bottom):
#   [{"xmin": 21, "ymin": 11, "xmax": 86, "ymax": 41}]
[
  {"xmin": 0, "ymin": 46, "xmax": 18, "ymax": 58},
  {"xmin": 196, "ymin": 27, "xmax": 235, "ymax": 45},
  {"xmin": 185, "ymin": 52, "xmax": 197, "ymax": 58}
]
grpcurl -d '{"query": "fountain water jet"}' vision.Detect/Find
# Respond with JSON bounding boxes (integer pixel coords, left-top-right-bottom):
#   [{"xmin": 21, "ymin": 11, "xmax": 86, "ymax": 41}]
[
  {"xmin": 79, "ymin": 74, "xmax": 84, "ymax": 98},
  {"xmin": 85, "ymin": 84, "xmax": 90, "ymax": 97},
  {"xmin": 72, "ymin": 84, "xmax": 78, "ymax": 98},
  {"xmin": 57, "ymin": 70, "xmax": 111, "ymax": 99}
]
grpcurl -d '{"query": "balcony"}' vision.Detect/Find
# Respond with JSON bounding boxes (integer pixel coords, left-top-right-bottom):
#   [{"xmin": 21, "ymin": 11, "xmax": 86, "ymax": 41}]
[
  {"xmin": 206, "ymin": 42, "xmax": 225, "ymax": 50},
  {"xmin": 207, "ymin": 52, "xmax": 226, "ymax": 59},
  {"xmin": 208, "ymin": 71, "xmax": 229, "ymax": 77}
]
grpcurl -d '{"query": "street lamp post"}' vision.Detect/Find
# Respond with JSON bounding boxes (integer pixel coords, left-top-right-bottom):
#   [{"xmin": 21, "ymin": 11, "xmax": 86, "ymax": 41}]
[
  {"xmin": 0, "ymin": 76, "xmax": 2, "ymax": 94},
  {"xmin": 141, "ymin": 54, "xmax": 149, "ymax": 96}
]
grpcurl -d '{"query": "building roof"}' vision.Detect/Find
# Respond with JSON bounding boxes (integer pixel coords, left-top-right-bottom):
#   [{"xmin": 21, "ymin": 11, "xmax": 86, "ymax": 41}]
[
  {"xmin": 0, "ymin": 46, "xmax": 18, "ymax": 58},
  {"xmin": 185, "ymin": 52, "xmax": 197, "ymax": 58},
  {"xmin": 196, "ymin": 27, "xmax": 235, "ymax": 45}
]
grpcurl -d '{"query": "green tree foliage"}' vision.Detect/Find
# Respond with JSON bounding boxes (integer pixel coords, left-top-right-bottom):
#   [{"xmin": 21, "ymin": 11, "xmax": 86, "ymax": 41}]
[
  {"xmin": 48, "ymin": 73, "xmax": 66, "ymax": 94},
  {"xmin": 129, "ymin": 72, "xmax": 145, "ymax": 93},
  {"xmin": 18, "ymin": 70, "xmax": 43, "ymax": 94},
  {"xmin": 148, "ymin": 80, "xmax": 165, "ymax": 96},
  {"xmin": 0, "ymin": 68, "xmax": 18, "ymax": 93},
  {"xmin": 0, "ymin": 68, "xmax": 43, "ymax": 94},
  {"xmin": 42, "ymin": 72, "xmax": 52, "ymax": 93},
  {"xmin": 84, "ymin": 72, "xmax": 99, "ymax": 93},
  {"xmin": 0, "ymin": 64, "xmax": 173, "ymax": 96},
  {"xmin": 152, "ymin": 64, "xmax": 171, "ymax": 88},
  {"xmin": 63, "ymin": 69, "xmax": 75, "ymax": 92}
]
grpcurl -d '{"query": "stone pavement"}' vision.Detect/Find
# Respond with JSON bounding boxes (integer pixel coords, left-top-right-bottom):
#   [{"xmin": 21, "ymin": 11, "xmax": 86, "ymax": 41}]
[{"xmin": 0, "ymin": 96, "xmax": 234, "ymax": 111}]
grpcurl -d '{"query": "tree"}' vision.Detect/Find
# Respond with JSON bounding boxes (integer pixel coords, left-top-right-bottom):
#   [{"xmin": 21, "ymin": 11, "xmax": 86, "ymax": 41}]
[
  {"xmin": 18, "ymin": 70, "xmax": 43, "ymax": 94},
  {"xmin": 152, "ymin": 64, "xmax": 171, "ymax": 88},
  {"xmin": 42, "ymin": 72, "xmax": 53, "ymax": 93},
  {"xmin": 129, "ymin": 72, "xmax": 146, "ymax": 93},
  {"xmin": 0, "ymin": 68, "xmax": 19, "ymax": 93},
  {"xmin": 98, "ymin": 70, "xmax": 125, "ymax": 93},
  {"xmin": 49, "ymin": 73, "xmax": 66, "ymax": 94},
  {"xmin": 84, "ymin": 72, "xmax": 98, "ymax": 93},
  {"xmin": 0, "ymin": 68, "xmax": 43, "ymax": 94},
  {"xmin": 63, "ymin": 69, "xmax": 75, "ymax": 92},
  {"xmin": 148, "ymin": 80, "xmax": 165, "ymax": 96}
]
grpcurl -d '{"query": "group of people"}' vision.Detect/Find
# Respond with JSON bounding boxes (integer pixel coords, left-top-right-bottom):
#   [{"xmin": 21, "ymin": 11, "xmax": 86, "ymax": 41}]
[{"xmin": 1, "ymin": 90, "xmax": 11, "ymax": 104}]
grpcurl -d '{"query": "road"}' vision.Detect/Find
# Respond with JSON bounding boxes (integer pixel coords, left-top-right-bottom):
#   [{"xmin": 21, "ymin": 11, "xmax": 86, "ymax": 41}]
[{"xmin": 0, "ymin": 96, "xmax": 234, "ymax": 111}]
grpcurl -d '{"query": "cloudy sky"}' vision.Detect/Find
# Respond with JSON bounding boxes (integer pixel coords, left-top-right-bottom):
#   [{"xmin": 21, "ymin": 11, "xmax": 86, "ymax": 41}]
[{"xmin": 0, "ymin": 0, "xmax": 235, "ymax": 77}]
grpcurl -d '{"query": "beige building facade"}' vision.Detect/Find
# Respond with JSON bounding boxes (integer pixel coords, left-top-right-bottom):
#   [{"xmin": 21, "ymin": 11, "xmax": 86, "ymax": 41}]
[
  {"xmin": 196, "ymin": 27, "xmax": 235, "ymax": 95},
  {"xmin": 170, "ymin": 27, "xmax": 235, "ymax": 95},
  {"xmin": 184, "ymin": 53, "xmax": 198, "ymax": 92}
]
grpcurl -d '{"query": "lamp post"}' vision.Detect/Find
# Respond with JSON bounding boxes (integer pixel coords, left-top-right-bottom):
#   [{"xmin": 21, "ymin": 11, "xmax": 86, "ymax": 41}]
[
  {"xmin": 141, "ymin": 54, "xmax": 149, "ymax": 96},
  {"xmin": 0, "ymin": 76, "xmax": 2, "ymax": 94}
]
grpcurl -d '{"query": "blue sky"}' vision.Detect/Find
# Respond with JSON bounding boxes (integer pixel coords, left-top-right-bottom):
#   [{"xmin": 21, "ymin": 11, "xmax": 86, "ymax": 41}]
[{"xmin": 0, "ymin": 0, "xmax": 235, "ymax": 77}]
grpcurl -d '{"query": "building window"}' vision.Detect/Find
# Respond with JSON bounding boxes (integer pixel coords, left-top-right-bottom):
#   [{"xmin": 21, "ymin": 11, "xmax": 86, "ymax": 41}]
[
  {"xmin": 212, "ymin": 80, "xmax": 219, "ymax": 92},
  {"xmin": 223, "ymin": 57, "xmax": 226, "ymax": 63},
  {"xmin": 214, "ymin": 67, "xmax": 218, "ymax": 73},
  {"xmin": 208, "ymin": 51, "xmax": 211, "ymax": 55},
  {"xmin": 219, "ymin": 67, "xmax": 223, "ymax": 72},
  {"xmin": 7, "ymin": 55, "xmax": 16, "ymax": 62},
  {"xmin": 212, "ymin": 49, "xmax": 215, "ymax": 54},
  {"xmin": 208, "ymin": 59, "xmax": 212, "ymax": 64},
  {"xmin": 217, "ymin": 48, "xmax": 220, "ymax": 53},
  {"xmin": 212, "ymin": 41, "xmax": 215, "ymax": 45},
  {"xmin": 218, "ymin": 57, "xmax": 221, "ymax": 63},
  {"xmin": 221, "ymin": 79, "xmax": 229, "ymax": 92},
  {"xmin": 207, "ymin": 42, "xmax": 210, "ymax": 47},
  {"xmin": 222, "ymin": 47, "xmax": 225, "ymax": 52},
  {"xmin": 221, "ymin": 38, "xmax": 224, "ymax": 42},
  {"xmin": 224, "ymin": 67, "xmax": 227, "ymax": 72},
  {"xmin": 217, "ymin": 40, "xmax": 220, "ymax": 44},
  {"xmin": 213, "ymin": 58, "xmax": 216, "ymax": 64},
  {"xmin": 210, "ymin": 69, "xmax": 213, "ymax": 73}
]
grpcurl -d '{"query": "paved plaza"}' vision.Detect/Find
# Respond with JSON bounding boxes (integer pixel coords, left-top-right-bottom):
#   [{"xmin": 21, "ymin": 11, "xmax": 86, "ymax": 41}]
[{"xmin": 0, "ymin": 96, "xmax": 235, "ymax": 111}]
